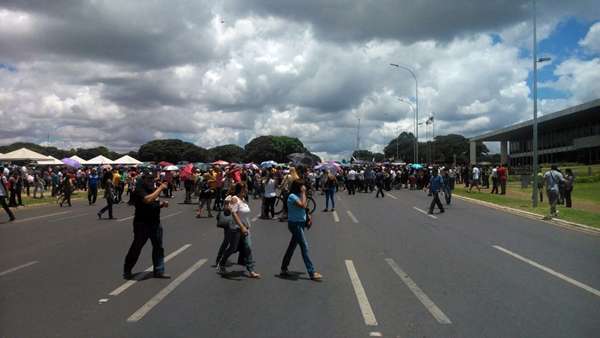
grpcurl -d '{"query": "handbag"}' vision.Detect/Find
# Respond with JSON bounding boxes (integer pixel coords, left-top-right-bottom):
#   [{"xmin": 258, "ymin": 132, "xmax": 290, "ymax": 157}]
[
  {"xmin": 216, "ymin": 209, "xmax": 233, "ymax": 229},
  {"xmin": 305, "ymin": 208, "xmax": 312, "ymax": 229}
]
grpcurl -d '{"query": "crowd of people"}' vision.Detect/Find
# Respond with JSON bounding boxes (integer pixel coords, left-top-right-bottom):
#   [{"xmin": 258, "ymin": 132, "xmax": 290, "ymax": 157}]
[{"xmin": 0, "ymin": 160, "xmax": 578, "ymax": 281}]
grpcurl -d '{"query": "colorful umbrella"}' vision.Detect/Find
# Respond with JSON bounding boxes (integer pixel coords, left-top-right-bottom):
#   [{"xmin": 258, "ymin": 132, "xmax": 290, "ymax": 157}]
[
  {"xmin": 260, "ymin": 160, "xmax": 278, "ymax": 168},
  {"xmin": 164, "ymin": 165, "xmax": 179, "ymax": 171},
  {"xmin": 180, "ymin": 163, "xmax": 194, "ymax": 180},
  {"xmin": 212, "ymin": 160, "xmax": 229, "ymax": 166},
  {"xmin": 61, "ymin": 158, "xmax": 81, "ymax": 168},
  {"xmin": 244, "ymin": 163, "xmax": 259, "ymax": 170},
  {"xmin": 159, "ymin": 161, "xmax": 173, "ymax": 167}
]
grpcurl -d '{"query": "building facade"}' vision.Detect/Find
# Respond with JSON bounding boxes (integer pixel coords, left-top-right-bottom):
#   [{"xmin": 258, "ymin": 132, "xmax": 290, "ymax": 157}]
[{"xmin": 469, "ymin": 99, "xmax": 600, "ymax": 167}]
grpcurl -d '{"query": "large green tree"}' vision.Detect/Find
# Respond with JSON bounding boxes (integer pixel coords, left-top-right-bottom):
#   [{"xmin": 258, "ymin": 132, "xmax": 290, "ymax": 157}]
[
  {"xmin": 352, "ymin": 149, "xmax": 374, "ymax": 161},
  {"xmin": 137, "ymin": 139, "xmax": 210, "ymax": 163},
  {"xmin": 209, "ymin": 144, "xmax": 246, "ymax": 163},
  {"xmin": 244, "ymin": 135, "xmax": 315, "ymax": 163},
  {"xmin": 383, "ymin": 132, "xmax": 416, "ymax": 162}
]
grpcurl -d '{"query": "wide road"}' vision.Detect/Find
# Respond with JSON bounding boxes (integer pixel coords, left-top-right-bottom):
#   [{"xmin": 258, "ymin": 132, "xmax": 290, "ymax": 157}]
[{"xmin": 1, "ymin": 188, "xmax": 599, "ymax": 338}]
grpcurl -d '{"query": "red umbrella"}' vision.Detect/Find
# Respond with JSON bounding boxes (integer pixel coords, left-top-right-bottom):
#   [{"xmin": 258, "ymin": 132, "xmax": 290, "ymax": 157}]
[
  {"xmin": 180, "ymin": 163, "xmax": 194, "ymax": 180},
  {"xmin": 159, "ymin": 161, "xmax": 174, "ymax": 167}
]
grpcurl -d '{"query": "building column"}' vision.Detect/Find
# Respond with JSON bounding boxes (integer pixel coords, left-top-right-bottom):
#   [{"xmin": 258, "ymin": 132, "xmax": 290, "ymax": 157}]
[
  {"xmin": 500, "ymin": 141, "xmax": 508, "ymax": 165},
  {"xmin": 470, "ymin": 141, "xmax": 476, "ymax": 165}
]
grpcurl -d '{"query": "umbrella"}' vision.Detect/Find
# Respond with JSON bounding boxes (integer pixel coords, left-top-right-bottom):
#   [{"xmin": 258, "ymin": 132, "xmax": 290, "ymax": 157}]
[
  {"xmin": 212, "ymin": 160, "xmax": 229, "ymax": 166},
  {"xmin": 287, "ymin": 153, "xmax": 317, "ymax": 167},
  {"xmin": 180, "ymin": 163, "xmax": 194, "ymax": 180},
  {"xmin": 159, "ymin": 161, "xmax": 173, "ymax": 167},
  {"xmin": 260, "ymin": 160, "xmax": 278, "ymax": 168},
  {"xmin": 315, "ymin": 161, "xmax": 342, "ymax": 173},
  {"xmin": 164, "ymin": 165, "xmax": 179, "ymax": 171},
  {"xmin": 244, "ymin": 163, "xmax": 259, "ymax": 170},
  {"xmin": 61, "ymin": 158, "xmax": 81, "ymax": 169},
  {"xmin": 410, "ymin": 163, "xmax": 424, "ymax": 170}
]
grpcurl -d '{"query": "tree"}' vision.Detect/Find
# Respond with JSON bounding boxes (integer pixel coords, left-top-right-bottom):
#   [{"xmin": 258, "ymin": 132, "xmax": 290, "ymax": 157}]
[
  {"xmin": 75, "ymin": 146, "xmax": 120, "ymax": 160},
  {"xmin": 352, "ymin": 150, "xmax": 374, "ymax": 161},
  {"xmin": 138, "ymin": 139, "xmax": 209, "ymax": 163},
  {"xmin": 244, "ymin": 135, "xmax": 310, "ymax": 163},
  {"xmin": 209, "ymin": 144, "xmax": 246, "ymax": 163},
  {"xmin": 373, "ymin": 152, "xmax": 385, "ymax": 162},
  {"xmin": 383, "ymin": 132, "xmax": 416, "ymax": 162}
]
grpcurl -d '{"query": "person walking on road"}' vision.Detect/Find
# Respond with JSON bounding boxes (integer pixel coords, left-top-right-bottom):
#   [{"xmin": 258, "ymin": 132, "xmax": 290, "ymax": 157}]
[
  {"xmin": 123, "ymin": 172, "xmax": 170, "ymax": 279},
  {"xmin": 375, "ymin": 169, "xmax": 385, "ymax": 198},
  {"xmin": 543, "ymin": 165, "xmax": 565, "ymax": 218},
  {"xmin": 322, "ymin": 172, "xmax": 337, "ymax": 212},
  {"xmin": 346, "ymin": 168, "xmax": 357, "ymax": 195},
  {"xmin": 98, "ymin": 171, "xmax": 115, "ymax": 219},
  {"xmin": 217, "ymin": 183, "xmax": 261, "ymax": 278},
  {"xmin": 468, "ymin": 165, "xmax": 481, "ymax": 193},
  {"xmin": 88, "ymin": 169, "xmax": 99, "ymax": 205},
  {"xmin": 442, "ymin": 168, "xmax": 454, "ymax": 205},
  {"xmin": 427, "ymin": 168, "xmax": 445, "ymax": 214},
  {"xmin": 280, "ymin": 180, "xmax": 322, "ymax": 281},
  {"xmin": 262, "ymin": 171, "xmax": 277, "ymax": 218},
  {"xmin": 59, "ymin": 173, "xmax": 73, "ymax": 207},
  {"xmin": 0, "ymin": 169, "xmax": 15, "ymax": 221},
  {"xmin": 563, "ymin": 168, "xmax": 575, "ymax": 208}
]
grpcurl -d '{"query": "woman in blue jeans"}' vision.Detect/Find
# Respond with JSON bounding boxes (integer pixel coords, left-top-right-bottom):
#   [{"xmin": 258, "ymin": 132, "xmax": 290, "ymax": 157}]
[
  {"xmin": 322, "ymin": 173, "xmax": 336, "ymax": 212},
  {"xmin": 280, "ymin": 179, "xmax": 322, "ymax": 281}
]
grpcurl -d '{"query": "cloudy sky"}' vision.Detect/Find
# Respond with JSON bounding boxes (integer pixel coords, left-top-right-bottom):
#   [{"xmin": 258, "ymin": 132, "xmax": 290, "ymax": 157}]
[{"xmin": 1, "ymin": 0, "xmax": 599, "ymax": 159}]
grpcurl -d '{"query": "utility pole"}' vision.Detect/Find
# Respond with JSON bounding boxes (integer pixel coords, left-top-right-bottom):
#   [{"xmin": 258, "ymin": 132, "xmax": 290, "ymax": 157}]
[
  {"xmin": 356, "ymin": 117, "xmax": 361, "ymax": 151},
  {"xmin": 532, "ymin": 0, "xmax": 539, "ymax": 207}
]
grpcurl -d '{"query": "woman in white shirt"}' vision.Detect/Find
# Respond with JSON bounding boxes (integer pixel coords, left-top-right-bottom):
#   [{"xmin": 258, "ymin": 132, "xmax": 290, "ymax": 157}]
[
  {"xmin": 263, "ymin": 171, "xmax": 277, "ymax": 219},
  {"xmin": 217, "ymin": 183, "xmax": 260, "ymax": 278}
]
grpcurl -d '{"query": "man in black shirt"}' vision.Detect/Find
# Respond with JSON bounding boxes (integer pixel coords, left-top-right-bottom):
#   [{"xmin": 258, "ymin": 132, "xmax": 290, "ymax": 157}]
[{"xmin": 123, "ymin": 172, "xmax": 170, "ymax": 279}]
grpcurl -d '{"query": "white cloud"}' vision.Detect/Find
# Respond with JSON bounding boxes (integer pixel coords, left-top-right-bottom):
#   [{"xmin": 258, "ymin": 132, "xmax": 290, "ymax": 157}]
[{"xmin": 580, "ymin": 21, "xmax": 600, "ymax": 53}]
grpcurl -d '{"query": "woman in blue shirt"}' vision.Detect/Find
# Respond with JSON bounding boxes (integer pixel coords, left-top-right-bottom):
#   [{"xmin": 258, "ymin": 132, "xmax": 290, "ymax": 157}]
[{"xmin": 280, "ymin": 179, "xmax": 322, "ymax": 281}]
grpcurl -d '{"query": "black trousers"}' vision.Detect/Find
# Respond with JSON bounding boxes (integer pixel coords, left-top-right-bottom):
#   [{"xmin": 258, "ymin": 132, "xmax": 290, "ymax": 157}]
[
  {"xmin": 218, "ymin": 229, "xmax": 241, "ymax": 268},
  {"xmin": 99, "ymin": 197, "xmax": 113, "ymax": 218},
  {"xmin": 500, "ymin": 180, "xmax": 507, "ymax": 195},
  {"xmin": 376, "ymin": 185, "xmax": 384, "ymax": 197},
  {"xmin": 0, "ymin": 196, "xmax": 15, "ymax": 220},
  {"xmin": 265, "ymin": 197, "xmax": 276, "ymax": 218},
  {"xmin": 564, "ymin": 188, "xmax": 572, "ymax": 208},
  {"xmin": 347, "ymin": 181, "xmax": 355, "ymax": 195},
  {"xmin": 491, "ymin": 178, "xmax": 498, "ymax": 194},
  {"xmin": 429, "ymin": 192, "xmax": 444, "ymax": 213},
  {"xmin": 124, "ymin": 223, "xmax": 165, "ymax": 274},
  {"xmin": 88, "ymin": 187, "xmax": 98, "ymax": 204}
]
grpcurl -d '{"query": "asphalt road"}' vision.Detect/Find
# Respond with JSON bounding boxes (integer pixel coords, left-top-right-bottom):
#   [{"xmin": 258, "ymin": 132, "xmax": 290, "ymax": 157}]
[{"xmin": 1, "ymin": 188, "xmax": 599, "ymax": 338}]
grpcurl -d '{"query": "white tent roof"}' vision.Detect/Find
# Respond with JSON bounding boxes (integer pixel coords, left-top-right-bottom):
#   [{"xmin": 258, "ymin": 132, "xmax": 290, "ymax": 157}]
[
  {"xmin": 37, "ymin": 155, "xmax": 64, "ymax": 165},
  {"xmin": 86, "ymin": 155, "xmax": 114, "ymax": 165},
  {"xmin": 0, "ymin": 148, "xmax": 49, "ymax": 161},
  {"xmin": 70, "ymin": 155, "xmax": 88, "ymax": 164},
  {"xmin": 113, "ymin": 155, "xmax": 142, "ymax": 165}
]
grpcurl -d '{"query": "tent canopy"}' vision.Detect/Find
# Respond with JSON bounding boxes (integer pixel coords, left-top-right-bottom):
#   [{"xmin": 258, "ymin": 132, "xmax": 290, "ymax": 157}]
[
  {"xmin": 37, "ymin": 155, "xmax": 64, "ymax": 165},
  {"xmin": 0, "ymin": 148, "xmax": 49, "ymax": 161},
  {"xmin": 70, "ymin": 155, "xmax": 88, "ymax": 164},
  {"xmin": 86, "ymin": 155, "xmax": 114, "ymax": 165},
  {"xmin": 113, "ymin": 155, "xmax": 142, "ymax": 165}
]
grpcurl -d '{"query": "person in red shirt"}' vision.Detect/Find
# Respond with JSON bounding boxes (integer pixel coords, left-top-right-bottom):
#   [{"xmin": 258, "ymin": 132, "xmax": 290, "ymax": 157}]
[{"xmin": 497, "ymin": 164, "xmax": 508, "ymax": 195}]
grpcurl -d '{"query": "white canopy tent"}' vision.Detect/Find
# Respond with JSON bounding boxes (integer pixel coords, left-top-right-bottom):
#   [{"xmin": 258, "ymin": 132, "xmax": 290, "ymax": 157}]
[
  {"xmin": 113, "ymin": 155, "xmax": 142, "ymax": 165},
  {"xmin": 86, "ymin": 155, "xmax": 114, "ymax": 165},
  {"xmin": 0, "ymin": 148, "xmax": 50, "ymax": 161},
  {"xmin": 70, "ymin": 155, "xmax": 88, "ymax": 165},
  {"xmin": 37, "ymin": 155, "xmax": 64, "ymax": 165}
]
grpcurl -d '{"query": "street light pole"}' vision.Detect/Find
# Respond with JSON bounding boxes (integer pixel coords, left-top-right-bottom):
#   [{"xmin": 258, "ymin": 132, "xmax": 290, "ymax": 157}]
[
  {"xmin": 532, "ymin": 0, "xmax": 539, "ymax": 208},
  {"xmin": 390, "ymin": 63, "xmax": 419, "ymax": 164},
  {"xmin": 396, "ymin": 98, "xmax": 415, "ymax": 162}
]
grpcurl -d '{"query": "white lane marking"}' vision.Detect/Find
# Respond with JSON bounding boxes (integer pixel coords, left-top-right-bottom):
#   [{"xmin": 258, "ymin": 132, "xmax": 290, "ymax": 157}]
[
  {"xmin": 116, "ymin": 215, "xmax": 134, "ymax": 223},
  {"xmin": 369, "ymin": 332, "xmax": 382, "ymax": 337},
  {"xmin": 336, "ymin": 194, "xmax": 342, "ymax": 201},
  {"xmin": 251, "ymin": 214, "xmax": 260, "ymax": 222},
  {"xmin": 161, "ymin": 211, "xmax": 183, "ymax": 220},
  {"xmin": 127, "ymin": 258, "xmax": 208, "ymax": 322},
  {"xmin": 98, "ymin": 298, "xmax": 109, "ymax": 304},
  {"xmin": 345, "ymin": 260, "xmax": 378, "ymax": 326},
  {"xmin": 48, "ymin": 213, "xmax": 89, "ymax": 222},
  {"xmin": 332, "ymin": 210, "xmax": 340, "ymax": 223},
  {"xmin": 386, "ymin": 192, "xmax": 398, "ymax": 200},
  {"xmin": 413, "ymin": 206, "xmax": 438, "ymax": 219},
  {"xmin": 13, "ymin": 211, "xmax": 71, "ymax": 223},
  {"xmin": 347, "ymin": 210, "xmax": 359, "ymax": 223},
  {"xmin": 0, "ymin": 261, "xmax": 39, "ymax": 277},
  {"xmin": 109, "ymin": 244, "xmax": 191, "ymax": 296},
  {"xmin": 493, "ymin": 245, "xmax": 600, "ymax": 298},
  {"xmin": 385, "ymin": 258, "xmax": 452, "ymax": 324}
]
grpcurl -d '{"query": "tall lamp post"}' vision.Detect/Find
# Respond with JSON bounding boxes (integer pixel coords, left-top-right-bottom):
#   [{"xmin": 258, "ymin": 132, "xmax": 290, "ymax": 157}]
[
  {"xmin": 531, "ymin": 0, "xmax": 551, "ymax": 208},
  {"xmin": 396, "ymin": 98, "xmax": 415, "ymax": 161},
  {"xmin": 390, "ymin": 63, "xmax": 419, "ymax": 163}
]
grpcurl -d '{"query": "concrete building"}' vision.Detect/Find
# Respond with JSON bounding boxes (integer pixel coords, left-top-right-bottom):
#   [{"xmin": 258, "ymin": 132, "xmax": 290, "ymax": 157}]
[{"xmin": 469, "ymin": 99, "xmax": 600, "ymax": 167}]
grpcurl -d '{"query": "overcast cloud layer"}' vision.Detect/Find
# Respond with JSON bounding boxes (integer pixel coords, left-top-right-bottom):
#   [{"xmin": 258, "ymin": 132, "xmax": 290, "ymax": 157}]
[{"xmin": 1, "ymin": 0, "xmax": 599, "ymax": 159}]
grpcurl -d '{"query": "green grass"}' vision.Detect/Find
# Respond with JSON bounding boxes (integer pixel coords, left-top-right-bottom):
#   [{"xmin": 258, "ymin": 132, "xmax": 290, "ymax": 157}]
[
  {"xmin": 18, "ymin": 191, "xmax": 85, "ymax": 207},
  {"xmin": 454, "ymin": 184, "xmax": 600, "ymax": 229}
]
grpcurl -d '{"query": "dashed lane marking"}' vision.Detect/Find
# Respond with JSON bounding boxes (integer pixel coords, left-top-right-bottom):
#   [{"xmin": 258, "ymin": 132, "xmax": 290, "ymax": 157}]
[
  {"xmin": 0, "ymin": 261, "xmax": 39, "ymax": 277},
  {"xmin": 127, "ymin": 258, "xmax": 208, "ymax": 322},
  {"xmin": 12, "ymin": 211, "xmax": 71, "ymax": 224},
  {"xmin": 493, "ymin": 245, "xmax": 600, "ymax": 298},
  {"xmin": 251, "ymin": 214, "xmax": 260, "ymax": 222},
  {"xmin": 386, "ymin": 192, "xmax": 398, "ymax": 200},
  {"xmin": 385, "ymin": 258, "xmax": 452, "ymax": 324},
  {"xmin": 332, "ymin": 210, "xmax": 340, "ymax": 223},
  {"xmin": 161, "ymin": 211, "xmax": 183, "ymax": 220},
  {"xmin": 116, "ymin": 215, "xmax": 134, "ymax": 223},
  {"xmin": 347, "ymin": 210, "xmax": 359, "ymax": 223},
  {"xmin": 413, "ymin": 206, "xmax": 438, "ymax": 219},
  {"xmin": 345, "ymin": 260, "xmax": 378, "ymax": 326},
  {"xmin": 109, "ymin": 244, "xmax": 192, "ymax": 296},
  {"xmin": 369, "ymin": 332, "xmax": 383, "ymax": 337}
]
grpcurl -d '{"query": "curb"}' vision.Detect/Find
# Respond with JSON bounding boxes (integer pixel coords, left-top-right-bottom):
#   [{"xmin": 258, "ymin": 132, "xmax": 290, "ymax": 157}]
[{"xmin": 454, "ymin": 194, "xmax": 600, "ymax": 235}]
